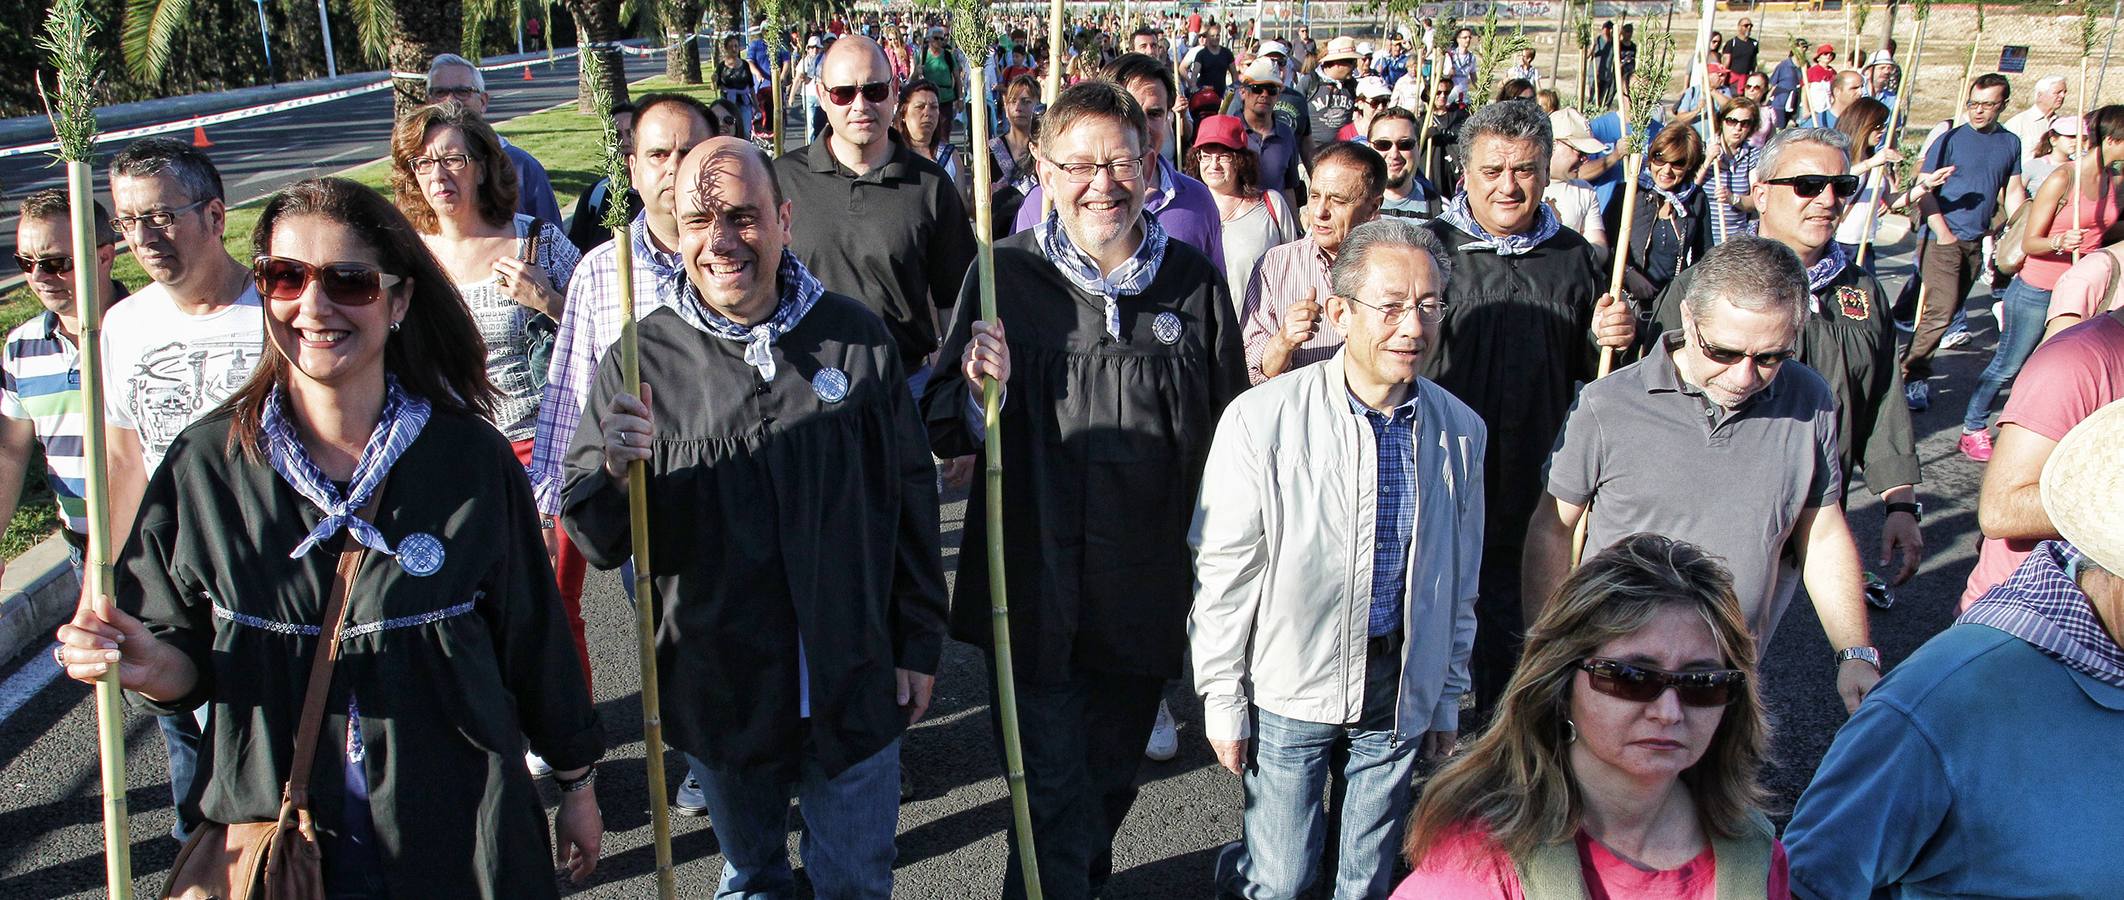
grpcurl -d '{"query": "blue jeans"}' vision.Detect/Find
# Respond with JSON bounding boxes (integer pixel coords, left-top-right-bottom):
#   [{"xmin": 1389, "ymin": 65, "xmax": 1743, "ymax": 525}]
[
  {"xmin": 159, "ymin": 708, "xmax": 207, "ymax": 841},
  {"xmin": 1216, "ymin": 636, "xmax": 1420, "ymax": 899},
  {"xmin": 1962, "ymin": 277, "xmax": 2053, "ymax": 433},
  {"xmin": 687, "ymin": 739, "xmax": 901, "ymax": 899}
]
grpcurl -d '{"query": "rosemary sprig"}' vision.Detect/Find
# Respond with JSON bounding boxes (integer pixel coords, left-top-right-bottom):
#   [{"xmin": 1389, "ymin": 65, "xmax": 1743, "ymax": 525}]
[
  {"xmin": 581, "ymin": 47, "xmax": 633, "ymax": 231},
  {"xmin": 37, "ymin": 0, "xmax": 100, "ymax": 163},
  {"xmin": 2083, "ymin": 0, "xmax": 2104, "ymax": 60},
  {"xmin": 1473, "ymin": 4, "xmax": 1531, "ymax": 101},
  {"xmin": 1623, "ymin": 14, "xmax": 1675, "ymax": 158}
]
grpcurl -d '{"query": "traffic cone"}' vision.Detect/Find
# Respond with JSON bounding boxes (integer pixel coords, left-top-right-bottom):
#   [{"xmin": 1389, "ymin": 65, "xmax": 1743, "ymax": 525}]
[
  {"xmin": 191, "ymin": 125, "xmax": 212, "ymax": 147},
  {"xmin": 523, "ymin": 65, "xmax": 535, "ymax": 81}
]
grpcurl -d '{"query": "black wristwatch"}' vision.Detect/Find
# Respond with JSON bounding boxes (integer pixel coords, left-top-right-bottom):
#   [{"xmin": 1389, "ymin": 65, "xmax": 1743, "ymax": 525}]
[{"xmin": 1885, "ymin": 501, "xmax": 1923, "ymax": 522}]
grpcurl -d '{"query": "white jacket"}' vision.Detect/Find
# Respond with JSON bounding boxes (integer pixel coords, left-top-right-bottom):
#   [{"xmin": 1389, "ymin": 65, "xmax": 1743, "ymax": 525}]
[{"xmin": 1190, "ymin": 352, "xmax": 1485, "ymax": 742}]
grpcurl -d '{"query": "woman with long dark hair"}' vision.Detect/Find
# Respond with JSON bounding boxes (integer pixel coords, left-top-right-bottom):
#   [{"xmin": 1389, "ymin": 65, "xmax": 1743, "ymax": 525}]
[{"xmin": 54, "ymin": 177, "xmax": 604, "ymax": 896}]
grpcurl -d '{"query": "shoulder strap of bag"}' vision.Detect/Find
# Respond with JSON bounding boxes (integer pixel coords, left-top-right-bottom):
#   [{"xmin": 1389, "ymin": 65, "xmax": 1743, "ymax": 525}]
[
  {"xmin": 1515, "ymin": 837, "xmax": 1595, "ymax": 900},
  {"xmin": 1710, "ymin": 809, "xmax": 1778, "ymax": 899},
  {"xmin": 283, "ymin": 491, "xmax": 383, "ymax": 811},
  {"xmin": 2104, "ymin": 246, "xmax": 2124, "ymax": 308}
]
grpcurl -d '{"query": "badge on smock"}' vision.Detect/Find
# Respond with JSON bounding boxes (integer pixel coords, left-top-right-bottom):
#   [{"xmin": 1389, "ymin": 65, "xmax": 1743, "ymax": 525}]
[
  {"xmin": 1153, "ymin": 311, "xmax": 1183, "ymax": 345},
  {"xmin": 396, "ymin": 532, "xmax": 445, "ymax": 577},
  {"xmin": 813, "ymin": 367, "xmax": 850, "ymax": 403}
]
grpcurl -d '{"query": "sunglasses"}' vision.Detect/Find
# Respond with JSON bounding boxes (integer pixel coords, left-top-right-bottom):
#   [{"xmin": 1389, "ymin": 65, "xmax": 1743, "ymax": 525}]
[
  {"xmin": 1370, "ymin": 138, "xmax": 1418, "ymax": 151},
  {"xmin": 14, "ymin": 254, "xmax": 73, "ymax": 276},
  {"xmin": 825, "ymin": 81, "xmax": 891, "ymax": 105},
  {"xmin": 1764, "ymin": 174, "xmax": 1860, "ymax": 200},
  {"xmin": 253, "ymin": 256, "xmax": 403, "ymax": 306},
  {"xmin": 1580, "ymin": 658, "xmax": 1746, "ymax": 707},
  {"xmin": 1723, "ymin": 116, "xmax": 1758, "ymax": 127},
  {"xmin": 1246, "ymin": 83, "xmax": 1280, "ymax": 95},
  {"xmin": 1695, "ymin": 331, "xmax": 1797, "ymax": 368}
]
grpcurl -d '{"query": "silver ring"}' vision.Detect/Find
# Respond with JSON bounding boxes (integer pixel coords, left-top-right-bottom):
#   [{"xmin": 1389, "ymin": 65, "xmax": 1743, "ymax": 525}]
[{"xmin": 53, "ymin": 646, "xmax": 64, "ymax": 666}]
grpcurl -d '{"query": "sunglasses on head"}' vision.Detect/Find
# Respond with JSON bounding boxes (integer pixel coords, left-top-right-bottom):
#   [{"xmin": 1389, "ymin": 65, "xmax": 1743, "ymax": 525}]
[
  {"xmin": 1765, "ymin": 173, "xmax": 1860, "ymax": 200},
  {"xmin": 252, "ymin": 256, "xmax": 402, "ymax": 306},
  {"xmin": 14, "ymin": 254, "xmax": 73, "ymax": 276},
  {"xmin": 1370, "ymin": 137, "xmax": 1418, "ymax": 151},
  {"xmin": 1580, "ymin": 658, "xmax": 1746, "ymax": 707},
  {"xmin": 825, "ymin": 81, "xmax": 891, "ymax": 105}
]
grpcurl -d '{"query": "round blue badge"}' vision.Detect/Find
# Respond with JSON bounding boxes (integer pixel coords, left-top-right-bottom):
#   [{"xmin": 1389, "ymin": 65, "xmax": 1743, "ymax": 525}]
[
  {"xmin": 813, "ymin": 367, "xmax": 850, "ymax": 403},
  {"xmin": 396, "ymin": 532, "xmax": 445, "ymax": 577},
  {"xmin": 1153, "ymin": 311, "xmax": 1183, "ymax": 345}
]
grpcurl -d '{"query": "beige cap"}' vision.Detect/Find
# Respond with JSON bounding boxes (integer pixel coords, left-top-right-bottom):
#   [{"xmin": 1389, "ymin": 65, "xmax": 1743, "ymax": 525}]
[
  {"xmin": 1550, "ymin": 108, "xmax": 1609, "ymax": 154},
  {"xmin": 1240, "ymin": 57, "xmax": 1284, "ymax": 86},
  {"xmin": 2041, "ymin": 398, "xmax": 2124, "ymax": 574}
]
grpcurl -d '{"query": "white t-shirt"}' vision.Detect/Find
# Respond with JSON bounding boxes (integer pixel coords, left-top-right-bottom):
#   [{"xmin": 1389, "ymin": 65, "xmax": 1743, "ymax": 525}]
[
  {"xmin": 102, "ymin": 279, "xmax": 267, "ymax": 472},
  {"xmin": 1544, "ymin": 180, "xmax": 1607, "ymax": 246}
]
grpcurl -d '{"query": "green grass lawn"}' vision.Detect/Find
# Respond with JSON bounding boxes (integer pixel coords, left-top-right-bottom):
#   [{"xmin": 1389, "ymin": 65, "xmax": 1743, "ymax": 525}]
[{"xmin": 0, "ymin": 76, "xmax": 722, "ymax": 563}]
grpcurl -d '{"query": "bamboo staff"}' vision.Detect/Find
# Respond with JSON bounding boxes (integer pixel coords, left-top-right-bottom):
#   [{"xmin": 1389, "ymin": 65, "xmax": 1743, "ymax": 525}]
[
  {"xmin": 945, "ymin": 8, "xmax": 1042, "ymax": 895},
  {"xmin": 1854, "ymin": 10, "xmax": 1922, "ymax": 269},
  {"xmin": 2076, "ymin": 0, "xmax": 2101, "ymax": 263},
  {"xmin": 40, "ymin": 2, "xmax": 130, "ymax": 895},
  {"xmin": 1548, "ymin": 0, "xmax": 1567, "ymax": 94},
  {"xmin": 1693, "ymin": 0, "xmax": 1723, "ymax": 247},
  {"xmin": 582, "ymin": 48, "xmax": 675, "ymax": 900},
  {"xmin": 765, "ymin": 1, "xmax": 784, "ymax": 154}
]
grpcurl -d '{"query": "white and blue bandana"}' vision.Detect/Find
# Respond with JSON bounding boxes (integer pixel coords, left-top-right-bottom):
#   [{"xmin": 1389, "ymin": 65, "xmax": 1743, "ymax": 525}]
[
  {"xmin": 264, "ymin": 375, "xmax": 430, "ymax": 559},
  {"xmin": 672, "ymin": 249, "xmax": 826, "ymax": 383},
  {"xmin": 1037, "ymin": 210, "xmax": 1168, "ymax": 340}
]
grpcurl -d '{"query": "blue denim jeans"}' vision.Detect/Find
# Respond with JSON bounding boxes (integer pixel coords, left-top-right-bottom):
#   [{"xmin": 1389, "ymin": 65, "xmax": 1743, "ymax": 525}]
[
  {"xmin": 687, "ymin": 738, "xmax": 901, "ymax": 900},
  {"xmin": 1962, "ymin": 277, "xmax": 2053, "ymax": 433},
  {"xmin": 159, "ymin": 708, "xmax": 207, "ymax": 841},
  {"xmin": 1216, "ymin": 636, "xmax": 1421, "ymax": 899}
]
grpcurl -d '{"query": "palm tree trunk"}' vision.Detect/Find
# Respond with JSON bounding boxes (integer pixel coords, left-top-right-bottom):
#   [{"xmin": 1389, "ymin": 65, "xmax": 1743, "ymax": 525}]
[
  {"xmin": 564, "ymin": 0, "xmax": 628, "ymax": 110},
  {"xmin": 390, "ymin": 0, "xmax": 463, "ymax": 118},
  {"xmin": 663, "ymin": 0, "xmax": 702, "ymax": 83}
]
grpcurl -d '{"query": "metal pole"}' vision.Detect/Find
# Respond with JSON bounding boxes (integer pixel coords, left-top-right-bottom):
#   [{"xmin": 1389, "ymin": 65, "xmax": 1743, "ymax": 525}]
[
  {"xmin": 254, "ymin": 0, "xmax": 275, "ymax": 81},
  {"xmin": 317, "ymin": 0, "xmax": 337, "ymax": 78},
  {"xmin": 2100, "ymin": 0, "xmax": 2122, "ymax": 103}
]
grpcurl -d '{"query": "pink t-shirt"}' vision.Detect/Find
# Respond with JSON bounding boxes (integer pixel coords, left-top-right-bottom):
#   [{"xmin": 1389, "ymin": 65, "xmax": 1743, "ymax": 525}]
[
  {"xmin": 1393, "ymin": 825, "xmax": 1790, "ymax": 900},
  {"xmin": 1962, "ymin": 312, "xmax": 2124, "ymax": 607},
  {"xmin": 2046, "ymin": 248, "xmax": 2124, "ymax": 326},
  {"xmin": 2019, "ymin": 190, "xmax": 2123, "ymax": 291}
]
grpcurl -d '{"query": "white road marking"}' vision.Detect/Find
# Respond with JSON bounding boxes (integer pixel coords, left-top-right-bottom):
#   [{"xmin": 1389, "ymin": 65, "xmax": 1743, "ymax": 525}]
[{"xmin": 0, "ymin": 641, "xmax": 63, "ymax": 726}]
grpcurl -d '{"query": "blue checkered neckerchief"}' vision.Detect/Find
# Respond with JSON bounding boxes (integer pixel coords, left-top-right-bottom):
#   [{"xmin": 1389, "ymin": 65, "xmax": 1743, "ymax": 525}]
[
  {"xmin": 1439, "ymin": 191, "xmax": 1561, "ymax": 256},
  {"xmin": 1961, "ymin": 541, "xmax": 2124, "ymax": 688},
  {"xmin": 1036, "ymin": 209, "xmax": 1168, "ymax": 340},
  {"xmin": 1636, "ymin": 166, "xmax": 1702, "ymax": 219},
  {"xmin": 630, "ymin": 212, "xmax": 688, "ymax": 314},
  {"xmin": 264, "ymin": 375, "xmax": 430, "ymax": 559},
  {"xmin": 670, "ymin": 249, "xmax": 825, "ymax": 383},
  {"xmin": 1807, "ymin": 241, "xmax": 1850, "ymax": 296}
]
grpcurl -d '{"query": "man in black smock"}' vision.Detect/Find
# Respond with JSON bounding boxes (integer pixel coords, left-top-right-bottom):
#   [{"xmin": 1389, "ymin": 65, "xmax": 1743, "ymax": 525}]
[
  {"xmin": 1420, "ymin": 100, "xmax": 1636, "ymax": 719},
  {"xmin": 923, "ymin": 81, "xmax": 1248, "ymax": 900},
  {"xmin": 562, "ymin": 138, "xmax": 948, "ymax": 897},
  {"xmin": 1647, "ymin": 126, "xmax": 1926, "ymax": 586}
]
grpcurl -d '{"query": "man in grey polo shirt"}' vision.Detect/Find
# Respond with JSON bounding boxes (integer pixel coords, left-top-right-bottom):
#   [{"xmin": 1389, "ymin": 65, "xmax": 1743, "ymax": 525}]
[{"xmin": 1521, "ymin": 237, "xmax": 1882, "ymax": 713}]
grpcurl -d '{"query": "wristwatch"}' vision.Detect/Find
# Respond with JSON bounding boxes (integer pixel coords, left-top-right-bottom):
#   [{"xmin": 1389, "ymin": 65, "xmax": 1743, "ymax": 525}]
[
  {"xmin": 1836, "ymin": 646, "xmax": 1882, "ymax": 670},
  {"xmin": 1885, "ymin": 501, "xmax": 1923, "ymax": 522}
]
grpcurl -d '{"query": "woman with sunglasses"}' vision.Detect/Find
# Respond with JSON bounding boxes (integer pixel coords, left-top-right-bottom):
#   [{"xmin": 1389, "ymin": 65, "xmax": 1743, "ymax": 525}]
[
  {"xmin": 1189, "ymin": 114, "xmax": 1300, "ymax": 314},
  {"xmin": 897, "ymin": 78, "xmax": 973, "ymax": 210},
  {"xmin": 1393, "ymin": 533, "xmax": 1783, "ymax": 899},
  {"xmin": 54, "ymin": 177, "xmax": 604, "ymax": 895},
  {"xmin": 1960, "ymin": 106, "xmax": 2124, "ymax": 461},
  {"xmin": 1604, "ymin": 123, "xmax": 1715, "ymax": 301}
]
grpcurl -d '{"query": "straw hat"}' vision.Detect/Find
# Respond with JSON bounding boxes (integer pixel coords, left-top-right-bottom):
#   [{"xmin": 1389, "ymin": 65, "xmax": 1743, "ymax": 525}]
[
  {"xmin": 2041, "ymin": 398, "xmax": 2124, "ymax": 574},
  {"xmin": 1320, "ymin": 36, "xmax": 1364, "ymax": 65}
]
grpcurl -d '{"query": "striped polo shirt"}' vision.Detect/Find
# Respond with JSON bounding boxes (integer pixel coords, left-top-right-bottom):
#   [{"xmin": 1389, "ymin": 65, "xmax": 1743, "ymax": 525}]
[{"xmin": 1, "ymin": 311, "xmax": 88, "ymax": 534}]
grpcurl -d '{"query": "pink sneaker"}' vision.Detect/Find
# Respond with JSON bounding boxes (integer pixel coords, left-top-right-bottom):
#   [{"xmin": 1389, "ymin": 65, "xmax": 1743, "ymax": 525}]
[{"xmin": 1959, "ymin": 429, "xmax": 1995, "ymax": 462}]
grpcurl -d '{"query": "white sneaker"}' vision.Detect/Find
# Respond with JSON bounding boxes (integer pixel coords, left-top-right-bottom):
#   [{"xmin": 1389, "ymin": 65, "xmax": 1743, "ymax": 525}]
[
  {"xmin": 1145, "ymin": 700, "xmax": 1179, "ymax": 761},
  {"xmin": 525, "ymin": 750, "xmax": 553, "ymax": 778}
]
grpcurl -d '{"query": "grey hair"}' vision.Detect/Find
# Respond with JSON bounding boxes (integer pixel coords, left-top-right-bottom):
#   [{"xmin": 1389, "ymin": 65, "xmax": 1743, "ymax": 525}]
[
  {"xmin": 426, "ymin": 53, "xmax": 487, "ymax": 93},
  {"xmin": 1681, "ymin": 236, "xmax": 1809, "ymax": 331},
  {"xmin": 1458, "ymin": 99, "xmax": 1552, "ymax": 161},
  {"xmin": 1329, "ymin": 218, "xmax": 1454, "ymax": 300},
  {"xmin": 109, "ymin": 137, "xmax": 226, "ymax": 204},
  {"xmin": 1756, "ymin": 126, "xmax": 1851, "ymax": 186},
  {"xmin": 2035, "ymin": 74, "xmax": 2069, "ymax": 93}
]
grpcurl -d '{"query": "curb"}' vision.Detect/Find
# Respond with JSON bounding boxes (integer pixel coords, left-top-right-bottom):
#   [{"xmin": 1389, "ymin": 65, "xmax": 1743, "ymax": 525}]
[{"xmin": 0, "ymin": 534, "xmax": 78, "ymax": 665}]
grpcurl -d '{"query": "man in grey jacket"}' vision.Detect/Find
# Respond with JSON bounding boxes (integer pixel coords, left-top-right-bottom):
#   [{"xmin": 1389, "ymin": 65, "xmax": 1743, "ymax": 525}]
[{"xmin": 1190, "ymin": 218, "xmax": 1486, "ymax": 899}]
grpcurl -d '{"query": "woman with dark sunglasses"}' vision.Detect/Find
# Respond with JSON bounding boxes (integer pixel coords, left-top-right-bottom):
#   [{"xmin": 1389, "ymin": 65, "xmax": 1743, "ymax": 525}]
[
  {"xmin": 53, "ymin": 177, "xmax": 604, "ymax": 896},
  {"xmin": 1393, "ymin": 533, "xmax": 1784, "ymax": 898},
  {"xmin": 1604, "ymin": 123, "xmax": 1716, "ymax": 302}
]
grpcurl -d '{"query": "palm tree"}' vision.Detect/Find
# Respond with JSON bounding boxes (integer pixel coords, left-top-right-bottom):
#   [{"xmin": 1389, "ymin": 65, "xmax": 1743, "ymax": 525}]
[
  {"xmin": 122, "ymin": 0, "xmax": 459, "ymax": 116},
  {"xmin": 561, "ymin": 0, "xmax": 630, "ymax": 110},
  {"xmin": 662, "ymin": 0, "xmax": 703, "ymax": 84}
]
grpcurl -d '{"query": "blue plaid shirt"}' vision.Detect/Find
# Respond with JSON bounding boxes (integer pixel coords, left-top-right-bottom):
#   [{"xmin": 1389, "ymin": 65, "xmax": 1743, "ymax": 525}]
[{"xmin": 1351, "ymin": 389, "xmax": 1419, "ymax": 637}]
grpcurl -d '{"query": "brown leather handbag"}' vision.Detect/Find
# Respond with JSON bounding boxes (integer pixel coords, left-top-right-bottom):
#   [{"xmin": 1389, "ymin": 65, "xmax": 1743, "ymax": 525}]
[{"xmin": 162, "ymin": 523, "xmax": 374, "ymax": 900}]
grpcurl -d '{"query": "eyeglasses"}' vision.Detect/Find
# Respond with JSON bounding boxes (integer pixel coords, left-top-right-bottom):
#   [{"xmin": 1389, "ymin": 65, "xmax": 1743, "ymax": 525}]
[
  {"xmin": 1579, "ymin": 658, "xmax": 1746, "ymax": 707},
  {"xmin": 428, "ymin": 86, "xmax": 484, "ymax": 100},
  {"xmin": 1246, "ymin": 83, "xmax": 1281, "ymax": 95},
  {"xmin": 1966, "ymin": 99, "xmax": 2005, "ymax": 110},
  {"xmin": 1346, "ymin": 295, "xmax": 1447, "ymax": 326},
  {"xmin": 1370, "ymin": 138, "xmax": 1418, "ymax": 151},
  {"xmin": 1723, "ymin": 116, "xmax": 1758, "ymax": 128},
  {"xmin": 1044, "ymin": 154, "xmax": 1147, "ymax": 183},
  {"xmin": 407, "ymin": 153, "xmax": 475, "ymax": 175},
  {"xmin": 825, "ymin": 81, "xmax": 892, "ymax": 105},
  {"xmin": 13, "ymin": 254, "xmax": 73, "ymax": 276},
  {"xmin": 1764, "ymin": 173, "xmax": 1860, "ymax": 200},
  {"xmin": 252, "ymin": 256, "xmax": 403, "ymax": 306},
  {"xmin": 1695, "ymin": 331, "xmax": 1797, "ymax": 368},
  {"xmin": 112, "ymin": 198, "xmax": 209, "ymax": 234}
]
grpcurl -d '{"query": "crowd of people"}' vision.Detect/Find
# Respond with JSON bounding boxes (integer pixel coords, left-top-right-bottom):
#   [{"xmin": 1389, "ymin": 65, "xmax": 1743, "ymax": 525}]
[{"xmin": 24, "ymin": 6, "xmax": 2124, "ymax": 899}]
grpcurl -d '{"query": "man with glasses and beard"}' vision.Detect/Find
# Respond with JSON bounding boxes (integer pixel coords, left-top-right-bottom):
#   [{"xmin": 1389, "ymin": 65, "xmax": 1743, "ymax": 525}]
[
  {"xmin": 777, "ymin": 36, "xmax": 976, "ymax": 404},
  {"xmin": 924, "ymin": 81, "xmax": 1246, "ymax": 899},
  {"xmin": 1524, "ymin": 237, "xmax": 1881, "ymax": 715},
  {"xmin": 1647, "ymin": 127, "xmax": 1926, "ymax": 607},
  {"xmin": 1369, "ymin": 107, "xmax": 1439, "ymax": 219}
]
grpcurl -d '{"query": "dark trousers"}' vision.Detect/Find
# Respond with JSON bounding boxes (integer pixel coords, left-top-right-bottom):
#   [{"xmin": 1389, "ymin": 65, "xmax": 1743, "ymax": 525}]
[
  {"xmin": 987, "ymin": 658, "xmax": 1165, "ymax": 900},
  {"xmin": 1904, "ymin": 237, "xmax": 1987, "ymax": 381}
]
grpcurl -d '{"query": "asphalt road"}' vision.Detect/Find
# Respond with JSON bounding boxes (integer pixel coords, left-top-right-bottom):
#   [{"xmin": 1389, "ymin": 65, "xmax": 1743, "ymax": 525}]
[{"xmin": 0, "ymin": 236, "xmax": 1991, "ymax": 897}]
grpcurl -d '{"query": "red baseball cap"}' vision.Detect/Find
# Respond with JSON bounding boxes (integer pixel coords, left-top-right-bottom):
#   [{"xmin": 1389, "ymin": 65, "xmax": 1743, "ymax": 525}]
[{"xmin": 1193, "ymin": 115, "xmax": 1248, "ymax": 152}]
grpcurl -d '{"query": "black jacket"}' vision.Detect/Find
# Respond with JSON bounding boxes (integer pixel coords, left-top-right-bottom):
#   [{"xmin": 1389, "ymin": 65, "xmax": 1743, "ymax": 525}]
[{"xmin": 1602, "ymin": 184, "xmax": 1716, "ymax": 302}]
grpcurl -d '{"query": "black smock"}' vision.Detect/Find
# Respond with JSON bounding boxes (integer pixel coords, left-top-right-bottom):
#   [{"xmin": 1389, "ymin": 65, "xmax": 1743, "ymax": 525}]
[
  {"xmin": 1419, "ymin": 221, "xmax": 1607, "ymax": 712},
  {"xmin": 561, "ymin": 293, "xmax": 949, "ymax": 779},
  {"xmin": 1602, "ymin": 186, "xmax": 1715, "ymax": 301},
  {"xmin": 1650, "ymin": 258, "xmax": 1922, "ymax": 495},
  {"xmin": 120, "ymin": 409, "xmax": 602, "ymax": 899},
  {"xmin": 923, "ymin": 233, "xmax": 1248, "ymax": 682}
]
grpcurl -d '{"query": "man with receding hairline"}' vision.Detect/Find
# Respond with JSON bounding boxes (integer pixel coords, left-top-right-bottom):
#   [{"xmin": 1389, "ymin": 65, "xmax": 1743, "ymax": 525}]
[{"xmin": 563, "ymin": 137, "xmax": 946, "ymax": 897}]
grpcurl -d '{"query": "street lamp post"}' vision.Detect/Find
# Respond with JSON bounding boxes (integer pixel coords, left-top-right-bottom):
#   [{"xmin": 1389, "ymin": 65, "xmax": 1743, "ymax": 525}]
[{"xmin": 317, "ymin": 0, "xmax": 339, "ymax": 77}]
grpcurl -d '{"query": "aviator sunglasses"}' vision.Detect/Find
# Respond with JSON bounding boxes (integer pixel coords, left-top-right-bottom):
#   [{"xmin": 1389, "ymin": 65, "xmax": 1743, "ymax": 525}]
[
  {"xmin": 1579, "ymin": 658, "xmax": 1746, "ymax": 707},
  {"xmin": 253, "ymin": 256, "xmax": 402, "ymax": 306}
]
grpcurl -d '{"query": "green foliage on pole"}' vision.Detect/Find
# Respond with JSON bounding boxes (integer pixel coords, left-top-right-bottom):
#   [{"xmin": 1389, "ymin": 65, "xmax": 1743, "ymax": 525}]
[
  {"xmin": 1474, "ymin": 3, "xmax": 1530, "ymax": 101},
  {"xmin": 581, "ymin": 46, "xmax": 634, "ymax": 230},
  {"xmin": 39, "ymin": 0, "xmax": 100, "ymax": 162},
  {"xmin": 1623, "ymin": 13, "xmax": 1673, "ymax": 158}
]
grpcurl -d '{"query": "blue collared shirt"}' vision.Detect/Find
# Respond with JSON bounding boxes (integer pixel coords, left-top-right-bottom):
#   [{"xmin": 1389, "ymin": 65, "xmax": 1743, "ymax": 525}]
[{"xmin": 1350, "ymin": 388, "xmax": 1419, "ymax": 636}]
